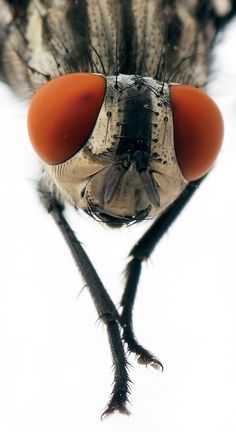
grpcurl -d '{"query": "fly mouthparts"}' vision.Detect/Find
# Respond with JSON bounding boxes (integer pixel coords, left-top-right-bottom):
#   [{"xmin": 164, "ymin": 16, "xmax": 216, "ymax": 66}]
[{"xmin": 104, "ymin": 162, "xmax": 160, "ymax": 208}]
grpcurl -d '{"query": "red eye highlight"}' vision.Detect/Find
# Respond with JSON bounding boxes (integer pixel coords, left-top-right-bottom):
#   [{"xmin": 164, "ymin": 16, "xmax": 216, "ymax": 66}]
[
  {"xmin": 27, "ymin": 73, "xmax": 106, "ymax": 164},
  {"xmin": 170, "ymin": 85, "xmax": 224, "ymax": 181}
]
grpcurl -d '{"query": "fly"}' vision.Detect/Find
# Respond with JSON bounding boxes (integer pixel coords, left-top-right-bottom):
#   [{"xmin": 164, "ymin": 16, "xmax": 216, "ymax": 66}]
[{"xmin": 0, "ymin": 0, "xmax": 235, "ymax": 418}]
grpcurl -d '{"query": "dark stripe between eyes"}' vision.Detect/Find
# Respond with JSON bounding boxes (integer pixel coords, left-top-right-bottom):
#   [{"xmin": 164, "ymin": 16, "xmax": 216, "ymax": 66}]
[{"xmin": 116, "ymin": 81, "xmax": 152, "ymax": 171}]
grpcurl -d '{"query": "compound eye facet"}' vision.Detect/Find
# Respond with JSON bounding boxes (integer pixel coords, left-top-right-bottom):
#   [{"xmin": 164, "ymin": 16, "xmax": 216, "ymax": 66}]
[
  {"xmin": 27, "ymin": 73, "xmax": 106, "ymax": 165},
  {"xmin": 170, "ymin": 84, "xmax": 224, "ymax": 181}
]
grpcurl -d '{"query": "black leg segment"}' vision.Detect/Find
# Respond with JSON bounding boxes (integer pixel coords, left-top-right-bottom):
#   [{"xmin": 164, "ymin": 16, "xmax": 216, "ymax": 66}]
[
  {"xmin": 120, "ymin": 178, "xmax": 204, "ymax": 368},
  {"xmin": 37, "ymin": 182, "xmax": 131, "ymax": 417}
]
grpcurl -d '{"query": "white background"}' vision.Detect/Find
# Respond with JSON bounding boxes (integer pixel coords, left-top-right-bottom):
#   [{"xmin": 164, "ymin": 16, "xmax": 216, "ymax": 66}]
[{"xmin": 0, "ymin": 17, "xmax": 236, "ymax": 432}]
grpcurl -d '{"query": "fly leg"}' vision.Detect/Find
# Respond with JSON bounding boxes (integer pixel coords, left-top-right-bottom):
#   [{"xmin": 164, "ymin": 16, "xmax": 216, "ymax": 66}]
[
  {"xmin": 120, "ymin": 178, "xmax": 204, "ymax": 369},
  {"xmin": 37, "ymin": 180, "xmax": 131, "ymax": 417}
]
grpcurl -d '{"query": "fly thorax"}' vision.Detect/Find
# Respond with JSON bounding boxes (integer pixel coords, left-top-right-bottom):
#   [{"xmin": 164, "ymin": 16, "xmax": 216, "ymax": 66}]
[{"xmin": 48, "ymin": 75, "xmax": 187, "ymax": 225}]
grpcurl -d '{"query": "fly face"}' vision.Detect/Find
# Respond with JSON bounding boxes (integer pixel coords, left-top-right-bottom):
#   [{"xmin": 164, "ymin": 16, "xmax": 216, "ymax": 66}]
[
  {"xmin": 29, "ymin": 73, "xmax": 188, "ymax": 226},
  {"xmin": 28, "ymin": 72, "xmax": 223, "ymax": 227}
]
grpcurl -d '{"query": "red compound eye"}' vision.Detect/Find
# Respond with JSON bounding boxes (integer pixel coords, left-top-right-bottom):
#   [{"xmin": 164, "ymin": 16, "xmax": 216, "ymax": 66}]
[
  {"xmin": 27, "ymin": 73, "xmax": 106, "ymax": 165},
  {"xmin": 170, "ymin": 85, "xmax": 224, "ymax": 181}
]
